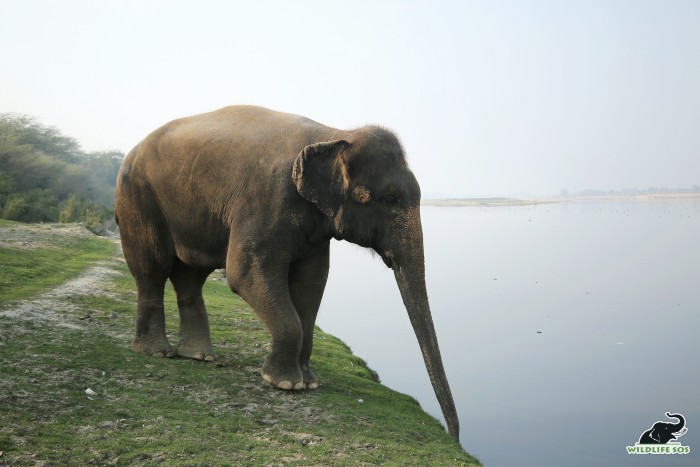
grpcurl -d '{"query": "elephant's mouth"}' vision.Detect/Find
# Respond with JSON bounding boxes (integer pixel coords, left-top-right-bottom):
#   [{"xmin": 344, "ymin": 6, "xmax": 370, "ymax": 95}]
[{"xmin": 374, "ymin": 248, "xmax": 395, "ymax": 269}]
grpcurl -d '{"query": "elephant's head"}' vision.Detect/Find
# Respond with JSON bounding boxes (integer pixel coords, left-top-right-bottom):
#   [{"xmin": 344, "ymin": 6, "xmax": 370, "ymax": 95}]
[
  {"xmin": 293, "ymin": 127, "xmax": 460, "ymax": 441},
  {"xmin": 640, "ymin": 412, "xmax": 687, "ymax": 444},
  {"xmin": 655, "ymin": 413, "xmax": 687, "ymax": 443}
]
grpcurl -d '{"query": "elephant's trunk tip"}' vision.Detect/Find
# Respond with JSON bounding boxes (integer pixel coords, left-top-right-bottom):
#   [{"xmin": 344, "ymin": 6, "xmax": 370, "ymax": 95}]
[
  {"xmin": 665, "ymin": 412, "xmax": 686, "ymax": 430},
  {"xmin": 448, "ymin": 422, "xmax": 460, "ymax": 442}
]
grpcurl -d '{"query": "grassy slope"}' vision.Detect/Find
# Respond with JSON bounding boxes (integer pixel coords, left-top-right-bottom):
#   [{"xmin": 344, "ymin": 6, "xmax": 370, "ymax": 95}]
[
  {"xmin": 0, "ymin": 221, "xmax": 115, "ymax": 302},
  {"xmin": 0, "ymin": 221, "xmax": 478, "ymax": 466}
]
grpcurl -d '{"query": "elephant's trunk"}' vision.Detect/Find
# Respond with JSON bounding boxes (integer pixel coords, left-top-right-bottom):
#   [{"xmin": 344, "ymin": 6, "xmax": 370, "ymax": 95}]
[
  {"xmin": 667, "ymin": 412, "xmax": 686, "ymax": 432},
  {"xmin": 391, "ymin": 208, "xmax": 460, "ymax": 442}
]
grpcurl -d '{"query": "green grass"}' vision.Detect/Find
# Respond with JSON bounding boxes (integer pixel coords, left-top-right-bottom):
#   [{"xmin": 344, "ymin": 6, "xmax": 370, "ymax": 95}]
[
  {"xmin": 0, "ymin": 221, "xmax": 479, "ymax": 466},
  {"xmin": 0, "ymin": 219, "xmax": 116, "ymax": 302}
]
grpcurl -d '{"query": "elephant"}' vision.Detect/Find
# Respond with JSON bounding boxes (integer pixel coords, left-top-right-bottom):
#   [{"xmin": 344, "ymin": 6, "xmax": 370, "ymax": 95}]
[
  {"xmin": 114, "ymin": 105, "xmax": 459, "ymax": 440},
  {"xmin": 638, "ymin": 412, "xmax": 687, "ymax": 444}
]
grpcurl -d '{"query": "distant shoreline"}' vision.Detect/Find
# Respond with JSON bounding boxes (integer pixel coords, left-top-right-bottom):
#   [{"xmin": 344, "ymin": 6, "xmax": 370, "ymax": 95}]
[
  {"xmin": 422, "ymin": 192, "xmax": 700, "ymax": 207},
  {"xmin": 422, "ymin": 198, "xmax": 562, "ymax": 207}
]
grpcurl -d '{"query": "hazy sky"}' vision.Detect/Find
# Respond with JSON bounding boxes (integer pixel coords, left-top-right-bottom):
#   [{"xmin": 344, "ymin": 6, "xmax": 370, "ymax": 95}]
[{"xmin": 2, "ymin": 0, "xmax": 699, "ymax": 197}]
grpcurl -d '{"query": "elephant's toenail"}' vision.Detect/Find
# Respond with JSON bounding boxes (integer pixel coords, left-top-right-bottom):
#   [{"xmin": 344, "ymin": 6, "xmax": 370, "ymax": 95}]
[
  {"xmin": 293, "ymin": 381, "xmax": 305, "ymax": 390},
  {"xmin": 307, "ymin": 381, "xmax": 319, "ymax": 390},
  {"xmin": 277, "ymin": 380, "xmax": 293, "ymax": 390}
]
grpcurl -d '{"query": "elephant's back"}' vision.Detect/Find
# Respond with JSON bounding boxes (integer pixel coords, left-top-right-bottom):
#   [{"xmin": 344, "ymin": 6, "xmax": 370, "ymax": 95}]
[
  {"xmin": 119, "ymin": 105, "xmax": 330, "ymax": 192},
  {"xmin": 117, "ymin": 106, "xmax": 333, "ymax": 233},
  {"xmin": 153, "ymin": 105, "xmax": 334, "ymax": 158}
]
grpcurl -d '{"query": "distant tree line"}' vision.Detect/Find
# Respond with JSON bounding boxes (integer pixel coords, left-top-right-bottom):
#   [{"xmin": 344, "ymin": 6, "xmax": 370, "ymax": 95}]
[{"xmin": 0, "ymin": 113, "xmax": 124, "ymax": 234}]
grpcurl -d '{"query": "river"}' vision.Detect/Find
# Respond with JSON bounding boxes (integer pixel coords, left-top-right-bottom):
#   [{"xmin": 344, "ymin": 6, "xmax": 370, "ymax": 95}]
[{"xmin": 317, "ymin": 197, "xmax": 700, "ymax": 466}]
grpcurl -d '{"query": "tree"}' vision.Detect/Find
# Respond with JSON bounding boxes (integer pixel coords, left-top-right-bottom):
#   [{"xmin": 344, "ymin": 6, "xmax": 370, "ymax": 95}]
[
  {"xmin": 0, "ymin": 113, "xmax": 124, "ymax": 231},
  {"xmin": 0, "ymin": 114, "xmax": 82, "ymax": 162}
]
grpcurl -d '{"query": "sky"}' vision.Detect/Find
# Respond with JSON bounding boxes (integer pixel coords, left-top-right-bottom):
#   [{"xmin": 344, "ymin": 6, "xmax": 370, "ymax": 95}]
[{"xmin": 2, "ymin": 0, "xmax": 699, "ymax": 198}]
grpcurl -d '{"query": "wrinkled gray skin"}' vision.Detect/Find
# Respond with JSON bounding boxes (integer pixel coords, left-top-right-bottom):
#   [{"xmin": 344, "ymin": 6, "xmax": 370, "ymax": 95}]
[{"xmin": 115, "ymin": 106, "xmax": 459, "ymax": 440}]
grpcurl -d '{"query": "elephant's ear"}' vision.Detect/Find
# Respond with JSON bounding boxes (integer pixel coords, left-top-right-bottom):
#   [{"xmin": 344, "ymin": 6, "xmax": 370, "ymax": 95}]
[
  {"xmin": 293, "ymin": 140, "xmax": 351, "ymax": 217},
  {"xmin": 649, "ymin": 427, "xmax": 661, "ymax": 443}
]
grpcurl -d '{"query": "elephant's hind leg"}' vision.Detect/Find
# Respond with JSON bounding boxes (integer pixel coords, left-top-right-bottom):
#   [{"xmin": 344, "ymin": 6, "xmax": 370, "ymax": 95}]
[
  {"xmin": 131, "ymin": 274, "xmax": 174, "ymax": 358},
  {"xmin": 170, "ymin": 260, "xmax": 216, "ymax": 361},
  {"xmin": 118, "ymin": 175, "xmax": 175, "ymax": 358},
  {"xmin": 121, "ymin": 230, "xmax": 174, "ymax": 357}
]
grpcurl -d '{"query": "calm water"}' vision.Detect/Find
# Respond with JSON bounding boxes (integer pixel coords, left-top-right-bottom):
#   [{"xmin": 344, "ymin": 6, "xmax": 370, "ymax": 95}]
[{"xmin": 316, "ymin": 198, "xmax": 700, "ymax": 466}]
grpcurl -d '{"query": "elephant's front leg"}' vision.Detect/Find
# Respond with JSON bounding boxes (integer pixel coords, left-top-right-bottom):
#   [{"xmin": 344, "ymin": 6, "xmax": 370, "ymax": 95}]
[
  {"xmin": 254, "ymin": 292, "xmax": 305, "ymax": 390},
  {"xmin": 227, "ymin": 249, "xmax": 304, "ymax": 390},
  {"xmin": 288, "ymin": 246, "xmax": 330, "ymax": 390}
]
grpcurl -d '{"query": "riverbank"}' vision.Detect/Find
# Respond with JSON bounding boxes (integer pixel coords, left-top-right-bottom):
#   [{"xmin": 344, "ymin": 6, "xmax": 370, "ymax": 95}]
[
  {"xmin": 562, "ymin": 191, "xmax": 700, "ymax": 202},
  {"xmin": 0, "ymin": 220, "xmax": 478, "ymax": 466},
  {"xmin": 422, "ymin": 197, "xmax": 562, "ymax": 207},
  {"xmin": 423, "ymin": 192, "xmax": 700, "ymax": 207}
]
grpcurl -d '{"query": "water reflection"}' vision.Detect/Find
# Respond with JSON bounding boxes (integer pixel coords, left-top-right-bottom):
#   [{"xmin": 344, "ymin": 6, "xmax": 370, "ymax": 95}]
[{"xmin": 317, "ymin": 199, "xmax": 700, "ymax": 466}]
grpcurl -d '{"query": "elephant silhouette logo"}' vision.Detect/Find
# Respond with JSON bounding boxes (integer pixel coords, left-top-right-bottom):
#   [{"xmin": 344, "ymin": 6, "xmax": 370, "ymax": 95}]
[
  {"xmin": 626, "ymin": 412, "xmax": 691, "ymax": 455},
  {"xmin": 638, "ymin": 412, "xmax": 687, "ymax": 444}
]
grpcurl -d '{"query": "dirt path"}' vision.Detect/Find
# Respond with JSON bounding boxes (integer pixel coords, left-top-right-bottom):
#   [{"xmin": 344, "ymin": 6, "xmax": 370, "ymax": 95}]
[
  {"xmin": 0, "ymin": 222, "xmax": 126, "ymax": 338},
  {"xmin": 0, "ymin": 263, "xmax": 122, "ymax": 331},
  {"xmin": 0, "ymin": 223, "xmax": 97, "ymax": 250}
]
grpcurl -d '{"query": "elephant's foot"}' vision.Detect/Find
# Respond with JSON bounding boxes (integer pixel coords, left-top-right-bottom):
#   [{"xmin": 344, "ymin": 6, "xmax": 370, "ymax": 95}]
[
  {"xmin": 261, "ymin": 357, "xmax": 305, "ymax": 390},
  {"xmin": 132, "ymin": 338, "xmax": 175, "ymax": 358},
  {"xmin": 176, "ymin": 343, "xmax": 215, "ymax": 362},
  {"xmin": 176, "ymin": 328, "xmax": 215, "ymax": 361},
  {"xmin": 301, "ymin": 364, "xmax": 319, "ymax": 390}
]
